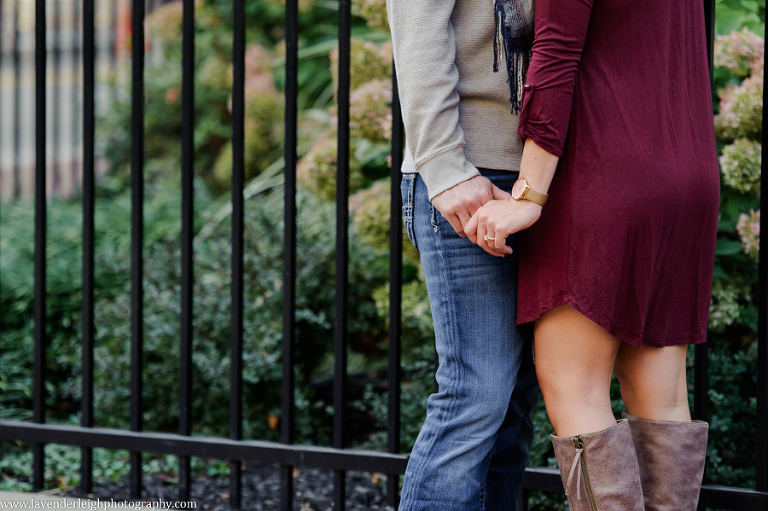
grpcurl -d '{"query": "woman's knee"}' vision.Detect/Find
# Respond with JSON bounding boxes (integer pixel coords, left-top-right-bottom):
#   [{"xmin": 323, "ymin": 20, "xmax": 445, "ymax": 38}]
[
  {"xmin": 533, "ymin": 305, "xmax": 619, "ymax": 401},
  {"xmin": 533, "ymin": 305, "xmax": 621, "ymax": 434},
  {"xmin": 614, "ymin": 343, "xmax": 690, "ymax": 421}
]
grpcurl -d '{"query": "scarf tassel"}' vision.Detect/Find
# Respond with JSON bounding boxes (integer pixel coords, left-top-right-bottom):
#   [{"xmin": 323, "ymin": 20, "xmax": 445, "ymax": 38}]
[{"xmin": 493, "ymin": 2, "xmax": 533, "ymax": 115}]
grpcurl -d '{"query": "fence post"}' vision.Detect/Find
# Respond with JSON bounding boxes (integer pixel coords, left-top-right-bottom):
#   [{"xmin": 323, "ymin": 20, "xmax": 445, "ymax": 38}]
[
  {"xmin": 178, "ymin": 0, "xmax": 196, "ymax": 501},
  {"xmin": 756, "ymin": 2, "xmax": 768, "ymax": 494},
  {"xmin": 129, "ymin": 0, "xmax": 146, "ymax": 499},
  {"xmin": 281, "ymin": 0, "xmax": 299, "ymax": 507},
  {"xmin": 32, "ymin": 0, "xmax": 47, "ymax": 491},
  {"xmin": 386, "ymin": 66, "xmax": 404, "ymax": 509},
  {"xmin": 694, "ymin": 0, "xmax": 716, "ymax": 426},
  {"xmin": 333, "ymin": 0, "xmax": 352, "ymax": 509},
  {"xmin": 12, "ymin": 0, "xmax": 21, "ymax": 198},
  {"xmin": 80, "ymin": 0, "xmax": 96, "ymax": 495},
  {"xmin": 229, "ymin": 0, "xmax": 246, "ymax": 508}
]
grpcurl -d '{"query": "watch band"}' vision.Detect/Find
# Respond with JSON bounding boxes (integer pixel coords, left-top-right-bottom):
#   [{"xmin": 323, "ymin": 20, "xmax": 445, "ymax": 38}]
[{"xmin": 512, "ymin": 178, "xmax": 548, "ymax": 206}]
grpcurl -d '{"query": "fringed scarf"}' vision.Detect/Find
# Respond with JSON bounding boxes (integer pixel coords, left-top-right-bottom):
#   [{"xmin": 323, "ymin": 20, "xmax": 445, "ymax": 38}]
[{"xmin": 493, "ymin": 0, "xmax": 535, "ymax": 114}]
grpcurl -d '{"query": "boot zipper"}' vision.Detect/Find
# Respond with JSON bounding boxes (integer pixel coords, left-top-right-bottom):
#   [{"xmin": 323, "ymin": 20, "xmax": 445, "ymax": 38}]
[{"xmin": 573, "ymin": 436, "xmax": 598, "ymax": 511}]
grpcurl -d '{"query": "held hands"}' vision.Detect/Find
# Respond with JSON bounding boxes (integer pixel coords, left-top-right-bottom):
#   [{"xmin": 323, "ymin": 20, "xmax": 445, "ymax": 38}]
[
  {"xmin": 435, "ymin": 141, "xmax": 554, "ymax": 256},
  {"xmin": 431, "ymin": 175, "xmax": 542, "ymax": 258},
  {"xmin": 465, "ymin": 197, "xmax": 542, "ymax": 257},
  {"xmin": 431, "ymin": 176, "xmax": 511, "ymax": 238}
]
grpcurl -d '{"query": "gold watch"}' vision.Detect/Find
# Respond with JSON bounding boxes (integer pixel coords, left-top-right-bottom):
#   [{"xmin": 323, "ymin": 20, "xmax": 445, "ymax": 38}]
[{"xmin": 511, "ymin": 178, "xmax": 548, "ymax": 206}]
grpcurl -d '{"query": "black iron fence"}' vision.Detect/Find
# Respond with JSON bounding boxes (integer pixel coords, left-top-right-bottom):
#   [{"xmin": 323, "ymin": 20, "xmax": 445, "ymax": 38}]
[{"xmin": 0, "ymin": 0, "xmax": 767, "ymax": 509}]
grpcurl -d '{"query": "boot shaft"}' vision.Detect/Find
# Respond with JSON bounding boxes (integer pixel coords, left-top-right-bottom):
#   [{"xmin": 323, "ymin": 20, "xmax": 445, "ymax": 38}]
[
  {"xmin": 550, "ymin": 419, "xmax": 644, "ymax": 511},
  {"xmin": 623, "ymin": 412, "xmax": 709, "ymax": 511}
]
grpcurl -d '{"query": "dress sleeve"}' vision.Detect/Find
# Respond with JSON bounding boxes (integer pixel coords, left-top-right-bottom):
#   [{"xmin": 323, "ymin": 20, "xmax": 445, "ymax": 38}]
[
  {"xmin": 518, "ymin": 0, "xmax": 595, "ymax": 157},
  {"xmin": 386, "ymin": 0, "xmax": 480, "ymax": 199}
]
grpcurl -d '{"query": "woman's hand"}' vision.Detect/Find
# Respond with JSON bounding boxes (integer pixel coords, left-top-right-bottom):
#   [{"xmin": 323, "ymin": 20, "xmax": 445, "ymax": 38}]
[{"xmin": 465, "ymin": 198, "xmax": 542, "ymax": 257}]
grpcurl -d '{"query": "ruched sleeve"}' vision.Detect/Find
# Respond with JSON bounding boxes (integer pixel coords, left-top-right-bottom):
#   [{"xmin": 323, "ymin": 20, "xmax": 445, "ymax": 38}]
[{"xmin": 517, "ymin": 0, "xmax": 595, "ymax": 157}]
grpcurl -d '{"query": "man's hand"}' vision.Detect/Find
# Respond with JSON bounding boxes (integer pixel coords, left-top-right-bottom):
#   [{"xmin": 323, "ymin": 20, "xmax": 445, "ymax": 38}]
[{"xmin": 431, "ymin": 176, "xmax": 511, "ymax": 238}]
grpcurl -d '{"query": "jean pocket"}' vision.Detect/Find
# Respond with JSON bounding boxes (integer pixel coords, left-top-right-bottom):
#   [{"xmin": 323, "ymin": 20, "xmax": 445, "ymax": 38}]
[{"xmin": 400, "ymin": 174, "xmax": 418, "ymax": 252}]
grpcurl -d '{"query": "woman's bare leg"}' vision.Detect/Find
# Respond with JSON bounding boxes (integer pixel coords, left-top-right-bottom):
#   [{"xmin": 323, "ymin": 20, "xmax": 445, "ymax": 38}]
[
  {"xmin": 613, "ymin": 343, "xmax": 691, "ymax": 422},
  {"xmin": 533, "ymin": 304, "xmax": 620, "ymax": 437}
]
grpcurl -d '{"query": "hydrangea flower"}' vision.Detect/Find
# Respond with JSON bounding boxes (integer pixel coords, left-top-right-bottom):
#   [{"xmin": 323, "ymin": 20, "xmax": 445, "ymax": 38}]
[
  {"xmin": 224, "ymin": 45, "xmax": 280, "ymax": 113},
  {"xmin": 719, "ymin": 138, "xmax": 762, "ymax": 194},
  {"xmin": 349, "ymin": 179, "xmax": 392, "ymax": 250},
  {"xmin": 349, "ymin": 179, "xmax": 420, "ymax": 261},
  {"xmin": 714, "ymin": 30, "xmax": 764, "ymax": 143},
  {"xmin": 714, "ymin": 27, "xmax": 764, "ymax": 78},
  {"xmin": 146, "ymin": 0, "xmax": 184, "ymax": 44},
  {"xmin": 350, "ymin": 79, "xmax": 393, "ymax": 143},
  {"xmin": 297, "ymin": 136, "xmax": 363, "ymax": 201},
  {"xmin": 331, "ymin": 39, "xmax": 393, "ymax": 91},
  {"xmin": 737, "ymin": 209, "xmax": 760, "ymax": 262},
  {"xmin": 352, "ymin": 0, "xmax": 390, "ymax": 32},
  {"xmin": 708, "ymin": 277, "xmax": 749, "ymax": 333},
  {"xmin": 715, "ymin": 72, "xmax": 763, "ymax": 142},
  {"xmin": 245, "ymin": 45, "xmax": 279, "ymax": 100}
]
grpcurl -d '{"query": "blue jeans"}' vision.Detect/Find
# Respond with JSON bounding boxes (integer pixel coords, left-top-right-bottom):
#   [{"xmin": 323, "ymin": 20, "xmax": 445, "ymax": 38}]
[{"xmin": 399, "ymin": 171, "xmax": 541, "ymax": 511}]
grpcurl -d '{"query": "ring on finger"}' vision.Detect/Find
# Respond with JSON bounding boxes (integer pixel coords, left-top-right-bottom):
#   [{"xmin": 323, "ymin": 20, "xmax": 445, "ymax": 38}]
[{"xmin": 483, "ymin": 234, "xmax": 496, "ymax": 241}]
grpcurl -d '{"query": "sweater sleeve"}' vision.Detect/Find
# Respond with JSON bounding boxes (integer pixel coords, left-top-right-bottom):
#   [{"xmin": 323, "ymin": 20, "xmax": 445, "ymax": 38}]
[
  {"xmin": 517, "ymin": 0, "xmax": 594, "ymax": 157},
  {"xmin": 386, "ymin": 0, "xmax": 480, "ymax": 200}
]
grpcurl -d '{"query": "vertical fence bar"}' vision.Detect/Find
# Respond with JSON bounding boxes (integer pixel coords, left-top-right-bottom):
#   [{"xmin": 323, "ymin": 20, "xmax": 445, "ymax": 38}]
[
  {"xmin": 178, "ymin": 0, "xmax": 195, "ymax": 501},
  {"xmin": 0, "ymin": 0, "xmax": 3, "ymax": 195},
  {"xmin": 694, "ymin": 0, "xmax": 716, "ymax": 424},
  {"xmin": 67, "ymin": 0, "xmax": 82, "ymax": 190},
  {"xmin": 703, "ymin": 0, "xmax": 715, "ymax": 80},
  {"xmin": 12, "ymin": 0, "xmax": 21, "ymax": 198},
  {"xmin": 333, "ymin": 0, "xmax": 352, "ymax": 508},
  {"xmin": 32, "ymin": 0, "xmax": 47, "ymax": 490},
  {"xmin": 230, "ymin": 0, "xmax": 246, "ymax": 508},
  {"xmin": 52, "ymin": 0, "xmax": 60, "ymax": 191},
  {"xmin": 71, "ymin": 0, "xmax": 82, "ymax": 190},
  {"xmin": 385, "ymin": 66, "xmax": 404, "ymax": 509},
  {"xmin": 130, "ymin": 0, "xmax": 146, "ymax": 499},
  {"xmin": 281, "ymin": 0, "xmax": 299, "ymax": 507},
  {"xmin": 80, "ymin": 0, "xmax": 96, "ymax": 495},
  {"xmin": 756, "ymin": 5, "xmax": 768, "ymax": 493}
]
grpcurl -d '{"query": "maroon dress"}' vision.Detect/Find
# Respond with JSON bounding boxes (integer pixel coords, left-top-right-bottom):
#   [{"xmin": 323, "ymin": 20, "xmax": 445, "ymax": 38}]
[{"xmin": 516, "ymin": 0, "xmax": 720, "ymax": 347}]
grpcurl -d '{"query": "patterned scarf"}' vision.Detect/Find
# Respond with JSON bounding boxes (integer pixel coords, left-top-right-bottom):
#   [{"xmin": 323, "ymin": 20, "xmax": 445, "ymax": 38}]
[{"xmin": 493, "ymin": 0, "xmax": 535, "ymax": 114}]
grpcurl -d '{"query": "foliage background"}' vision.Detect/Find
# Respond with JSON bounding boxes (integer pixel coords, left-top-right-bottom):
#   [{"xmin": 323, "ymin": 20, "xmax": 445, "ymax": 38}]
[{"xmin": 0, "ymin": 0, "xmax": 765, "ymax": 507}]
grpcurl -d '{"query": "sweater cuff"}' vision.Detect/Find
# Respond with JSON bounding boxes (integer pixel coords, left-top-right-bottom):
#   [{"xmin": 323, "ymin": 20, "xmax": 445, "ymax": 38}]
[{"xmin": 417, "ymin": 146, "xmax": 481, "ymax": 200}]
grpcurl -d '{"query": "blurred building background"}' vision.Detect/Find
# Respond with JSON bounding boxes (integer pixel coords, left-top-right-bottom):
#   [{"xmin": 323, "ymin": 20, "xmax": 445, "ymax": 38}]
[{"xmin": 0, "ymin": 0, "xmax": 170, "ymax": 200}]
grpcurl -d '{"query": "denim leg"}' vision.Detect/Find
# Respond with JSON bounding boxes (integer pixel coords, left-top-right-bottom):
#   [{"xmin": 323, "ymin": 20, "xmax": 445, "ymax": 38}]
[
  {"xmin": 482, "ymin": 338, "xmax": 541, "ymax": 510},
  {"xmin": 399, "ymin": 171, "xmax": 539, "ymax": 511}
]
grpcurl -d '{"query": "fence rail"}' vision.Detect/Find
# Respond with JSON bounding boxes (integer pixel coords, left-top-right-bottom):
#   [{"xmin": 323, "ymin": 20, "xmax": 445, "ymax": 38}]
[{"xmin": 0, "ymin": 0, "xmax": 767, "ymax": 509}]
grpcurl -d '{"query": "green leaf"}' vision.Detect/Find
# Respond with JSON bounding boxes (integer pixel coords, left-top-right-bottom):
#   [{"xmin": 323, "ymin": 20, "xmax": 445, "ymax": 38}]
[
  {"xmin": 715, "ymin": 239, "xmax": 744, "ymax": 255},
  {"xmin": 741, "ymin": 0, "xmax": 760, "ymax": 12}
]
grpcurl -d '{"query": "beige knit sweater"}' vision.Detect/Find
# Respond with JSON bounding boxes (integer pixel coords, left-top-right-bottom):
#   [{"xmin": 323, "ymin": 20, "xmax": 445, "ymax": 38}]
[{"xmin": 387, "ymin": 0, "xmax": 523, "ymax": 200}]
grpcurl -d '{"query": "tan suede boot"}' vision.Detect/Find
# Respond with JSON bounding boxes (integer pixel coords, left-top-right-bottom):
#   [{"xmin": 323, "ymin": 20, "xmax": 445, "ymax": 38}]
[
  {"xmin": 623, "ymin": 412, "xmax": 709, "ymax": 511},
  {"xmin": 550, "ymin": 419, "xmax": 644, "ymax": 511}
]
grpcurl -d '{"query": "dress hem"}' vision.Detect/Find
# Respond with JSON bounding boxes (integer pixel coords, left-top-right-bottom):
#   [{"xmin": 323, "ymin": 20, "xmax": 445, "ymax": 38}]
[{"xmin": 516, "ymin": 295, "xmax": 707, "ymax": 348}]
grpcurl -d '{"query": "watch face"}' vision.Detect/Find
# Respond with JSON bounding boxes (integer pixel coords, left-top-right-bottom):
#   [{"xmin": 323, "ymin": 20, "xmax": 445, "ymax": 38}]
[{"xmin": 511, "ymin": 179, "xmax": 528, "ymax": 201}]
